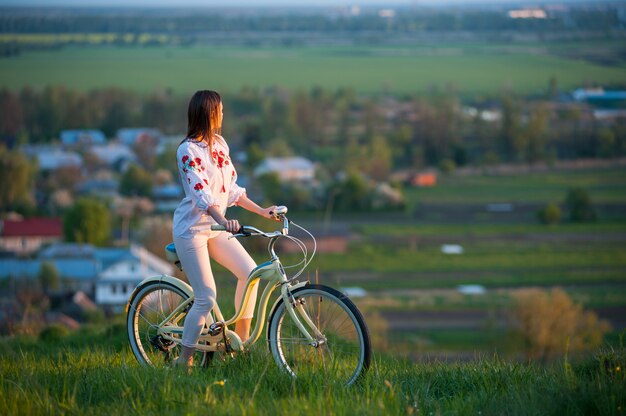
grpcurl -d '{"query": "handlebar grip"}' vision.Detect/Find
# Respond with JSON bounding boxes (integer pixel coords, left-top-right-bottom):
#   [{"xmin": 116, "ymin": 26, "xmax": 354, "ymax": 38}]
[{"xmin": 211, "ymin": 225, "xmax": 227, "ymax": 231}]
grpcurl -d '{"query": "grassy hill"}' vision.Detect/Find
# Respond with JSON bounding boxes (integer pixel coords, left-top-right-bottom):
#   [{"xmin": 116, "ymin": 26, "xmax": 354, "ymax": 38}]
[{"xmin": 0, "ymin": 324, "xmax": 624, "ymax": 415}]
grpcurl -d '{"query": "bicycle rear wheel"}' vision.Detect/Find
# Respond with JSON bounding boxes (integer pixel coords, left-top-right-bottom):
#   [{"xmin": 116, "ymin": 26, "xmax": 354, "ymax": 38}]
[
  {"xmin": 267, "ymin": 284, "xmax": 371, "ymax": 386},
  {"xmin": 126, "ymin": 281, "xmax": 212, "ymax": 368}
]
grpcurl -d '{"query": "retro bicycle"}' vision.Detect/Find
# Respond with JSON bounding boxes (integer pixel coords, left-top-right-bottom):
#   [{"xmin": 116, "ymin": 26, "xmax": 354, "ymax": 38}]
[{"xmin": 126, "ymin": 207, "xmax": 371, "ymax": 386}]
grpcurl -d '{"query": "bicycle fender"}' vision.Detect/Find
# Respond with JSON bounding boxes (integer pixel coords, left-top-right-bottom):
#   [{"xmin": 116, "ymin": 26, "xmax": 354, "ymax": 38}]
[
  {"xmin": 266, "ymin": 280, "xmax": 309, "ymax": 322},
  {"xmin": 125, "ymin": 274, "xmax": 193, "ymax": 313}
]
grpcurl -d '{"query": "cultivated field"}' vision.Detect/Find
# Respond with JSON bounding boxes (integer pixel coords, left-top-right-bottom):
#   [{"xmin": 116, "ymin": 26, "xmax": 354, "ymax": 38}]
[
  {"xmin": 1, "ymin": 40, "xmax": 626, "ymax": 95},
  {"xmin": 223, "ymin": 165, "xmax": 626, "ymax": 359}
]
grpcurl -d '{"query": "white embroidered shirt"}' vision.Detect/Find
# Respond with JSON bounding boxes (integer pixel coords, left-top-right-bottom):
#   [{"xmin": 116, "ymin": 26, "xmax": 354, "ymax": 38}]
[{"xmin": 172, "ymin": 135, "xmax": 246, "ymax": 238}]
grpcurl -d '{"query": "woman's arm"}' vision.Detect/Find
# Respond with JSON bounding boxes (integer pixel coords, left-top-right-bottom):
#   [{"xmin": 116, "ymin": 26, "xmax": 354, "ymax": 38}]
[
  {"xmin": 207, "ymin": 205, "xmax": 240, "ymax": 233},
  {"xmin": 235, "ymin": 193, "xmax": 276, "ymax": 220},
  {"xmin": 208, "ymin": 195, "xmax": 277, "ymax": 233}
]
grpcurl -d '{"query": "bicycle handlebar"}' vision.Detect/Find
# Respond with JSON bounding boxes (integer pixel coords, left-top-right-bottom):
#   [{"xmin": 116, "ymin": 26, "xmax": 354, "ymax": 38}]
[
  {"xmin": 210, "ymin": 220, "xmax": 288, "ymax": 239},
  {"xmin": 210, "ymin": 205, "xmax": 289, "ymax": 238}
]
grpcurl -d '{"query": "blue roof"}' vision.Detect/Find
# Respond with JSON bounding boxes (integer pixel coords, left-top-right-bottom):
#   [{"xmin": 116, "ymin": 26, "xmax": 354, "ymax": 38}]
[
  {"xmin": 0, "ymin": 258, "xmax": 97, "ymax": 280},
  {"xmin": 94, "ymin": 248, "xmax": 135, "ymax": 270},
  {"xmin": 116, "ymin": 128, "xmax": 162, "ymax": 146},
  {"xmin": 573, "ymin": 89, "xmax": 626, "ymax": 102},
  {"xmin": 0, "ymin": 243, "xmax": 167, "ymax": 281},
  {"xmin": 60, "ymin": 130, "xmax": 107, "ymax": 145},
  {"xmin": 153, "ymin": 184, "xmax": 183, "ymax": 199}
]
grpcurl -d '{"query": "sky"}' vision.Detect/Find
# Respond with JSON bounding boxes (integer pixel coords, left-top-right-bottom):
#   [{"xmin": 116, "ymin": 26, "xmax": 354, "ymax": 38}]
[{"xmin": 0, "ymin": 0, "xmax": 612, "ymax": 7}]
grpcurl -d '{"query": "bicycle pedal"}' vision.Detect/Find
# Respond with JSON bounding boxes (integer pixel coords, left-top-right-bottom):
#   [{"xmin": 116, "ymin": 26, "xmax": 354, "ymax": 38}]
[{"xmin": 208, "ymin": 322, "xmax": 224, "ymax": 336}]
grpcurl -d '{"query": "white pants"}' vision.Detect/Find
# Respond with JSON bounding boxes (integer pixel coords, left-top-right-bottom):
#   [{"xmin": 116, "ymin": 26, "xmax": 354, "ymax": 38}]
[{"xmin": 174, "ymin": 230, "xmax": 258, "ymax": 348}]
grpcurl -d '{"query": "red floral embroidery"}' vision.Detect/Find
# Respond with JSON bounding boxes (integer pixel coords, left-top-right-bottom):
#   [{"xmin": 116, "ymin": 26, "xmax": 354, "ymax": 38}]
[
  {"xmin": 194, "ymin": 183, "xmax": 203, "ymax": 191},
  {"xmin": 203, "ymin": 179, "xmax": 208, "ymax": 185},
  {"xmin": 181, "ymin": 154, "xmax": 203, "ymax": 173}
]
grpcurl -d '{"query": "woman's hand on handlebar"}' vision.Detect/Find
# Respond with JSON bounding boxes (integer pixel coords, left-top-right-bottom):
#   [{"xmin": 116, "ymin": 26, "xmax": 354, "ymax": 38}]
[
  {"xmin": 262, "ymin": 206, "xmax": 280, "ymax": 222},
  {"xmin": 220, "ymin": 219, "xmax": 241, "ymax": 234}
]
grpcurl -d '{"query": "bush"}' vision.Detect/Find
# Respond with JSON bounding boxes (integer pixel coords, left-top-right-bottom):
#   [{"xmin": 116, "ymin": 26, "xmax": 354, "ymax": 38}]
[
  {"xmin": 537, "ymin": 202, "xmax": 561, "ymax": 225},
  {"xmin": 438, "ymin": 158, "xmax": 456, "ymax": 174},
  {"xmin": 39, "ymin": 324, "xmax": 69, "ymax": 343},
  {"xmin": 512, "ymin": 287, "xmax": 611, "ymax": 361},
  {"xmin": 564, "ymin": 188, "xmax": 596, "ymax": 222}
]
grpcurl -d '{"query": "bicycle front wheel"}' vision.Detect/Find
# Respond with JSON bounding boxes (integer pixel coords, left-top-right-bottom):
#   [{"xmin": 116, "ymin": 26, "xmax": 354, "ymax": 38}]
[{"xmin": 267, "ymin": 284, "xmax": 371, "ymax": 386}]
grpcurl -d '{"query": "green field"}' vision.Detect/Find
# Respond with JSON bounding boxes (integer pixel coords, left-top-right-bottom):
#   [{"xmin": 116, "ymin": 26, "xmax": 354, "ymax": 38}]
[
  {"xmin": 1, "ymin": 41, "xmax": 626, "ymax": 95},
  {"xmin": 0, "ymin": 326, "xmax": 624, "ymax": 415},
  {"xmin": 270, "ymin": 166, "xmax": 626, "ymax": 356},
  {"xmin": 404, "ymin": 167, "xmax": 626, "ymax": 206}
]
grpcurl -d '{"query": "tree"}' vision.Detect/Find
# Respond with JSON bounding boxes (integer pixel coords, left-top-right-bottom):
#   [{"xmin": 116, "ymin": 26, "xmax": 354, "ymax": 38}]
[
  {"xmin": 119, "ymin": 164, "xmax": 153, "ymax": 197},
  {"xmin": 499, "ymin": 95, "xmax": 523, "ymax": 161},
  {"xmin": 38, "ymin": 262, "xmax": 60, "ymax": 295},
  {"xmin": 512, "ymin": 287, "xmax": 610, "ymax": 361},
  {"xmin": 0, "ymin": 89, "xmax": 23, "ymax": 139},
  {"xmin": 0, "ymin": 145, "xmax": 35, "ymax": 213},
  {"xmin": 564, "ymin": 188, "xmax": 596, "ymax": 222},
  {"xmin": 366, "ymin": 135, "xmax": 392, "ymax": 181},
  {"xmin": 63, "ymin": 197, "xmax": 111, "ymax": 246},
  {"xmin": 524, "ymin": 105, "xmax": 550, "ymax": 163},
  {"xmin": 537, "ymin": 202, "xmax": 561, "ymax": 225},
  {"xmin": 332, "ymin": 170, "xmax": 370, "ymax": 212}
]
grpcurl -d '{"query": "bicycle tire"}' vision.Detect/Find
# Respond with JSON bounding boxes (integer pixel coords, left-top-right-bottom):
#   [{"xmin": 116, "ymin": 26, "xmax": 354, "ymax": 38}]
[
  {"xmin": 267, "ymin": 284, "xmax": 371, "ymax": 386},
  {"xmin": 126, "ymin": 280, "xmax": 213, "ymax": 368}
]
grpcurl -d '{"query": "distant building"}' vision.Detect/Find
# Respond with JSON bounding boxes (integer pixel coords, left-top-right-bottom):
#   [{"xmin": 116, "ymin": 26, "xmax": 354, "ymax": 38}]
[
  {"xmin": 20, "ymin": 145, "xmax": 82, "ymax": 171},
  {"xmin": 76, "ymin": 178, "xmax": 120, "ymax": 198},
  {"xmin": 86, "ymin": 143, "xmax": 137, "ymax": 171},
  {"xmin": 60, "ymin": 130, "xmax": 107, "ymax": 147},
  {"xmin": 0, "ymin": 243, "xmax": 174, "ymax": 307},
  {"xmin": 508, "ymin": 8, "xmax": 547, "ymax": 19},
  {"xmin": 253, "ymin": 157, "xmax": 316, "ymax": 182},
  {"xmin": 572, "ymin": 88, "xmax": 626, "ymax": 101},
  {"xmin": 153, "ymin": 183, "xmax": 183, "ymax": 213},
  {"xmin": 411, "ymin": 172, "xmax": 437, "ymax": 187},
  {"xmin": 116, "ymin": 128, "xmax": 162, "ymax": 146},
  {"xmin": 0, "ymin": 217, "xmax": 63, "ymax": 255},
  {"xmin": 95, "ymin": 245, "xmax": 173, "ymax": 309},
  {"xmin": 571, "ymin": 88, "xmax": 626, "ymax": 119}
]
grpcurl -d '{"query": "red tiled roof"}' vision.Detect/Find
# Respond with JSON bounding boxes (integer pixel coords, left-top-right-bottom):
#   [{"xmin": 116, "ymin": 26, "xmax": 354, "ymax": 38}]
[{"xmin": 1, "ymin": 218, "xmax": 63, "ymax": 237}]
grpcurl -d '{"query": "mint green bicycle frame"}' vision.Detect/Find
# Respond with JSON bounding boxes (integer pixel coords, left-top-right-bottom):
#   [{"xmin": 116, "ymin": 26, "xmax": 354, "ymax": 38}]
[{"xmin": 144, "ymin": 230, "xmax": 324, "ymax": 354}]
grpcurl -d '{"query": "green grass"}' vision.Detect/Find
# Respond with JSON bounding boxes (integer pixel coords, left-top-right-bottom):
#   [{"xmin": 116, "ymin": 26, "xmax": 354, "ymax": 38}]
[
  {"xmin": 357, "ymin": 220, "xmax": 626, "ymax": 238},
  {"xmin": 309, "ymin": 243, "xmax": 626, "ymax": 278},
  {"xmin": 0, "ymin": 325, "xmax": 624, "ymax": 415},
  {"xmin": 1, "ymin": 42, "xmax": 626, "ymax": 95}
]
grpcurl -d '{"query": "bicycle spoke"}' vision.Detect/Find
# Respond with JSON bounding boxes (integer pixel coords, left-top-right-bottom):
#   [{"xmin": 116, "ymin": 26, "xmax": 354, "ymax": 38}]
[
  {"xmin": 269, "ymin": 288, "xmax": 368, "ymax": 386},
  {"xmin": 128, "ymin": 283, "xmax": 190, "ymax": 368}
]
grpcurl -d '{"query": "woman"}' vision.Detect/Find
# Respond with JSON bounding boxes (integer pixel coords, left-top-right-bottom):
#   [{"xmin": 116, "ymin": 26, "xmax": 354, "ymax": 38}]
[{"xmin": 173, "ymin": 90, "xmax": 277, "ymax": 367}]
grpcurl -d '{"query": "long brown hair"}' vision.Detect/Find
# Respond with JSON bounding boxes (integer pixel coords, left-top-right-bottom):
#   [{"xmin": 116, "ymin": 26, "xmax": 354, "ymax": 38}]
[{"xmin": 185, "ymin": 90, "xmax": 222, "ymax": 148}]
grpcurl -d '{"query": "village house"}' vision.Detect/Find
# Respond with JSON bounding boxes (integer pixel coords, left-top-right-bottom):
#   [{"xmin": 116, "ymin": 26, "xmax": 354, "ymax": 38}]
[
  {"xmin": 253, "ymin": 156, "xmax": 316, "ymax": 182},
  {"xmin": 20, "ymin": 145, "xmax": 82, "ymax": 171},
  {"xmin": 60, "ymin": 129, "xmax": 107, "ymax": 147},
  {"xmin": 152, "ymin": 183, "xmax": 183, "ymax": 212},
  {"xmin": 0, "ymin": 217, "xmax": 63, "ymax": 256},
  {"xmin": 116, "ymin": 128, "xmax": 162, "ymax": 146},
  {"xmin": 0, "ymin": 243, "xmax": 174, "ymax": 310},
  {"xmin": 94, "ymin": 245, "xmax": 173, "ymax": 311},
  {"xmin": 86, "ymin": 143, "xmax": 137, "ymax": 172}
]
